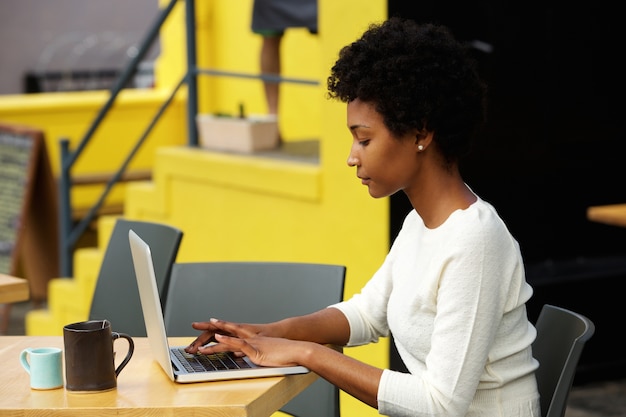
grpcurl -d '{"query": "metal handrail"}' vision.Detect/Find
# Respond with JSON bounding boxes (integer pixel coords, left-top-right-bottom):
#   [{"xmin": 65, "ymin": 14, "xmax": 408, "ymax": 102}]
[
  {"xmin": 58, "ymin": 0, "xmax": 180, "ymax": 276},
  {"xmin": 58, "ymin": 0, "xmax": 320, "ymax": 276},
  {"xmin": 196, "ymin": 67, "xmax": 320, "ymax": 85}
]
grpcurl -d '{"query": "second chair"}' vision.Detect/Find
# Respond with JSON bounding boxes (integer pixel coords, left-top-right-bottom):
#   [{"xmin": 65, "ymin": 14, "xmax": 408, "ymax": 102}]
[
  {"xmin": 532, "ymin": 304, "xmax": 595, "ymax": 417},
  {"xmin": 164, "ymin": 261, "xmax": 346, "ymax": 417}
]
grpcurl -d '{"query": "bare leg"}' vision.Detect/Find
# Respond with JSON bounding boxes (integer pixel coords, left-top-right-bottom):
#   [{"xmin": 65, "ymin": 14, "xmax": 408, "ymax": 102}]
[
  {"xmin": 260, "ymin": 35, "xmax": 281, "ymax": 115},
  {"xmin": 260, "ymin": 35, "xmax": 282, "ymax": 143}
]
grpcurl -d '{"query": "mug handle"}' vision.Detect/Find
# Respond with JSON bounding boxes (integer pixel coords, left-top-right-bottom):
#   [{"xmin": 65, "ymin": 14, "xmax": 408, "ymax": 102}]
[
  {"xmin": 111, "ymin": 332, "xmax": 135, "ymax": 376},
  {"xmin": 19, "ymin": 348, "xmax": 32, "ymax": 374}
]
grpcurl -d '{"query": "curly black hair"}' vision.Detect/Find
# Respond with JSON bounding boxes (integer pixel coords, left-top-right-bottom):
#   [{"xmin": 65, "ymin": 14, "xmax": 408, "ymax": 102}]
[{"xmin": 327, "ymin": 17, "xmax": 487, "ymax": 165}]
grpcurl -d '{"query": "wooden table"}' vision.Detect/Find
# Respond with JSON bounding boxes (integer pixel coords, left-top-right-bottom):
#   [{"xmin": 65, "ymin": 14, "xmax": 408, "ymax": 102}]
[
  {"xmin": 0, "ymin": 336, "xmax": 317, "ymax": 416},
  {"xmin": 0, "ymin": 274, "xmax": 30, "ymax": 335},
  {"xmin": 587, "ymin": 203, "xmax": 626, "ymax": 228},
  {"xmin": 0, "ymin": 274, "xmax": 29, "ymax": 304}
]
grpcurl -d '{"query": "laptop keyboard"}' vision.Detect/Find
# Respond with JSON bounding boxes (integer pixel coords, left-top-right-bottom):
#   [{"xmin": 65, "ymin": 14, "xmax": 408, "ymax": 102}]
[{"xmin": 173, "ymin": 348, "xmax": 252, "ymax": 372}]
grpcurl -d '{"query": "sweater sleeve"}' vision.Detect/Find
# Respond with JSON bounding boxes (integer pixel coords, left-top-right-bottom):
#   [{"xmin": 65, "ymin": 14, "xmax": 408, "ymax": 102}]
[
  {"xmin": 329, "ymin": 210, "xmax": 416, "ymax": 345},
  {"xmin": 330, "ymin": 242, "xmax": 396, "ymax": 346}
]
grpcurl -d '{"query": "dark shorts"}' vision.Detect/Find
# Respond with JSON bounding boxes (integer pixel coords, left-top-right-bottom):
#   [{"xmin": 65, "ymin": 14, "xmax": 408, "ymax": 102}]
[{"xmin": 251, "ymin": 0, "xmax": 317, "ymax": 35}]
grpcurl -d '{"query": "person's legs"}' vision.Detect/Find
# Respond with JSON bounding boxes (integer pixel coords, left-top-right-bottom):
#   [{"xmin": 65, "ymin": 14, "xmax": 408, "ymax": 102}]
[{"xmin": 260, "ymin": 34, "xmax": 282, "ymax": 116}]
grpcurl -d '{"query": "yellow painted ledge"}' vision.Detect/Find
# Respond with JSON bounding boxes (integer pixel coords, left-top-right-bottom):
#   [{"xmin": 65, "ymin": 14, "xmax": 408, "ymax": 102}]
[
  {"xmin": 0, "ymin": 88, "xmax": 184, "ymax": 113},
  {"xmin": 156, "ymin": 146, "xmax": 322, "ymax": 203}
]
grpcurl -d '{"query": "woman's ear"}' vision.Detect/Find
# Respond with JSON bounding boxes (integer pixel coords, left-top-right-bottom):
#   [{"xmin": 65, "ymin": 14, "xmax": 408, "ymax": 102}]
[{"xmin": 415, "ymin": 131, "xmax": 434, "ymax": 151}]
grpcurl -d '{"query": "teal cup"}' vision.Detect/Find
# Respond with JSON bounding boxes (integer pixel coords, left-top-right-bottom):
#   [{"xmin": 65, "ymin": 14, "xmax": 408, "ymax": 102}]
[{"xmin": 20, "ymin": 347, "xmax": 64, "ymax": 390}]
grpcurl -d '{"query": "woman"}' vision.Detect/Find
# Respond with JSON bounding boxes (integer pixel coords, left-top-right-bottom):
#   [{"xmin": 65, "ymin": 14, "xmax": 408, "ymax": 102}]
[{"xmin": 186, "ymin": 17, "xmax": 541, "ymax": 416}]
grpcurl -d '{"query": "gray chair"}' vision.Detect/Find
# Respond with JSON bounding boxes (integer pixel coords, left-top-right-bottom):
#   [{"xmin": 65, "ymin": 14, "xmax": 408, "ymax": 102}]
[
  {"xmin": 532, "ymin": 304, "xmax": 595, "ymax": 417},
  {"xmin": 164, "ymin": 261, "xmax": 346, "ymax": 417},
  {"xmin": 88, "ymin": 218, "xmax": 183, "ymax": 336}
]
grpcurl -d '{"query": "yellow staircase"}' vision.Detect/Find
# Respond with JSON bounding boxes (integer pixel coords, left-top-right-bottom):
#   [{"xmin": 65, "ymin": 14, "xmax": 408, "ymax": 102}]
[{"xmin": 25, "ymin": 216, "xmax": 118, "ymax": 335}]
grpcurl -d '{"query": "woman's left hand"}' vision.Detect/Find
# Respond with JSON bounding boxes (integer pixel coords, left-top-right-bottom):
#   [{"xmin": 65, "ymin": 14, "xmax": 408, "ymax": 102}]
[{"xmin": 197, "ymin": 318, "xmax": 309, "ymax": 367}]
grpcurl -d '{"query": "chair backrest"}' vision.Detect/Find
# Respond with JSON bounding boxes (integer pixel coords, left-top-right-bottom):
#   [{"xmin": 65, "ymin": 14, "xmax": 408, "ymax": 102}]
[
  {"xmin": 88, "ymin": 219, "xmax": 183, "ymax": 336},
  {"xmin": 164, "ymin": 261, "xmax": 346, "ymax": 417},
  {"xmin": 532, "ymin": 304, "xmax": 595, "ymax": 417}
]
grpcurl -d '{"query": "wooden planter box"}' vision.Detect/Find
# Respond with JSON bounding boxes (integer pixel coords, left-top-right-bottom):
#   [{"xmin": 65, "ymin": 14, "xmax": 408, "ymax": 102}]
[{"xmin": 196, "ymin": 114, "xmax": 279, "ymax": 153}]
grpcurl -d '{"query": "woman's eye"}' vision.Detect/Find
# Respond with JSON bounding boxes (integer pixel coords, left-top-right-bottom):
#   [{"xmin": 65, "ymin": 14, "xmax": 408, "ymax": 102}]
[{"xmin": 359, "ymin": 139, "xmax": 370, "ymax": 147}]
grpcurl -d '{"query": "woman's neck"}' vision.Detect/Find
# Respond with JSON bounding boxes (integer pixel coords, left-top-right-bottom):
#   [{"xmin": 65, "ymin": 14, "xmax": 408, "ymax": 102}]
[{"xmin": 406, "ymin": 165, "xmax": 476, "ymax": 229}]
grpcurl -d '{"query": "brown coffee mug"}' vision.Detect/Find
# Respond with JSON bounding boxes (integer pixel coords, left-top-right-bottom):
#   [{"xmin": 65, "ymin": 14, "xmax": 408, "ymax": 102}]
[{"xmin": 63, "ymin": 319, "xmax": 134, "ymax": 392}]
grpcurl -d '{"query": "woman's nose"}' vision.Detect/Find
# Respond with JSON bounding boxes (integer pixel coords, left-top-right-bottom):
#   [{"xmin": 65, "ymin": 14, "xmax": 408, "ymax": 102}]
[{"xmin": 347, "ymin": 147, "xmax": 359, "ymax": 167}]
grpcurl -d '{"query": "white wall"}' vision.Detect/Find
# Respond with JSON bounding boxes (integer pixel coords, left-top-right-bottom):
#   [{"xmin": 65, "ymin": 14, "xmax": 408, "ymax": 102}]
[{"xmin": 0, "ymin": 0, "xmax": 160, "ymax": 95}]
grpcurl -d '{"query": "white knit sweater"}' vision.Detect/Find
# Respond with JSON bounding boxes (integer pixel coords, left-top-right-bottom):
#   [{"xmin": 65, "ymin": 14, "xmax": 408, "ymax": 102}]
[{"xmin": 332, "ymin": 197, "xmax": 541, "ymax": 416}]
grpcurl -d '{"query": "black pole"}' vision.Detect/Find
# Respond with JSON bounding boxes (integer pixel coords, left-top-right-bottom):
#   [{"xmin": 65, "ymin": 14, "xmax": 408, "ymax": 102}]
[
  {"xmin": 185, "ymin": 0, "xmax": 198, "ymax": 146},
  {"xmin": 59, "ymin": 139, "xmax": 73, "ymax": 276}
]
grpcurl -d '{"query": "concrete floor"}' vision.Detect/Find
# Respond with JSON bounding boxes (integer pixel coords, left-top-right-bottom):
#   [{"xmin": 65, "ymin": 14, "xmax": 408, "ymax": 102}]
[{"xmin": 3, "ymin": 300, "xmax": 625, "ymax": 416}]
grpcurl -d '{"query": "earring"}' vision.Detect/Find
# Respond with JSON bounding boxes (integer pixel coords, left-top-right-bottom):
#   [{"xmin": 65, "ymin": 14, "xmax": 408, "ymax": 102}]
[{"xmin": 417, "ymin": 145, "xmax": 424, "ymax": 151}]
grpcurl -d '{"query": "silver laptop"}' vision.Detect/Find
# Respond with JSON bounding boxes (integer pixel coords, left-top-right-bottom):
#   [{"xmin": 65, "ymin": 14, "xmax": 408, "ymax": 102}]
[{"xmin": 128, "ymin": 229, "xmax": 309, "ymax": 383}]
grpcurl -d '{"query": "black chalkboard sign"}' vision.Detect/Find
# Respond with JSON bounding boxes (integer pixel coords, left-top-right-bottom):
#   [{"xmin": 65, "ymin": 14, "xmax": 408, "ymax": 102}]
[
  {"xmin": 0, "ymin": 123, "xmax": 58, "ymax": 301},
  {"xmin": 0, "ymin": 126, "xmax": 37, "ymax": 275}
]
